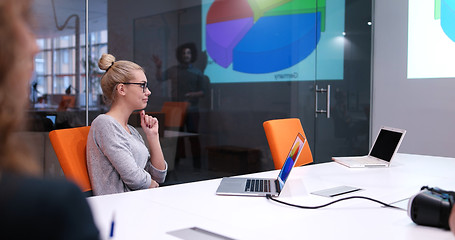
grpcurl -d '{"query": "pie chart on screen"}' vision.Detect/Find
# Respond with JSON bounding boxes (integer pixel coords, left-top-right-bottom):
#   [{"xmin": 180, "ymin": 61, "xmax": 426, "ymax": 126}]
[
  {"xmin": 206, "ymin": 0, "xmax": 326, "ymax": 74},
  {"xmin": 438, "ymin": 0, "xmax": 455, "ymax": 42}
]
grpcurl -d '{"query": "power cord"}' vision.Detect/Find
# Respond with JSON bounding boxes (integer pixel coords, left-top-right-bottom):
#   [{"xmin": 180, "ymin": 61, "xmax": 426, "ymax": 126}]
[{"xmin": 265, "ymin": 194, "xmax": 403, "ymax": 210}]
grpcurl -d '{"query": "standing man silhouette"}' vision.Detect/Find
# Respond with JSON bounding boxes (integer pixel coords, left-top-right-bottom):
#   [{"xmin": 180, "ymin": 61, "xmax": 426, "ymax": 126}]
[{"xmin": 153, "ymin": 42, "xmax": 206, "ymax": 169}]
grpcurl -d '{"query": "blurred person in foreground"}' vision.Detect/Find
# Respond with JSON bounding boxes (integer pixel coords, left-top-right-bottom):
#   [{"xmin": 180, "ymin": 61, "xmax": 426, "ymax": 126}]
[
  {"xmin": 450, "ymin": 206, "xmax": 455, "ymax": 235},
  {"xmin": 0, "ymin": 0, "xmax": 99, "ymax": 239}
]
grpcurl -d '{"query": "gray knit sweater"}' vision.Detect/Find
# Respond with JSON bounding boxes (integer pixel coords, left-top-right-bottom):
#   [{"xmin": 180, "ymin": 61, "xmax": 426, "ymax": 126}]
[{"xmin": 87, "ymin": 114, "xmax": 167, "ymax": 196}]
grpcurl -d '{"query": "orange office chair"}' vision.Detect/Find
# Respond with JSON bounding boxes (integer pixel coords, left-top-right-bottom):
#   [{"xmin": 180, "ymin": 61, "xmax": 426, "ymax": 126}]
[
  {"xmin": 161, "ymin": 101, "xmax": 189, "ymax": 129},
  {"xmin": 49, "ymin": 126, "xmax": 92, "ymax": 195},
  {"xmin": 263, "ymin": 118, "xmax": 313, "ymax": 170}
]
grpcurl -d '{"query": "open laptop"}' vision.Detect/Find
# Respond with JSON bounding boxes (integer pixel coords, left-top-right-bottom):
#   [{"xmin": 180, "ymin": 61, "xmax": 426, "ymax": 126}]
[
  {"xmin": 216, "ymin": 133, "xmax": 306, "ymax": 197},
  {"xmin": 332, "ymin": 126, "xmax": 406, "ymax": 168}
]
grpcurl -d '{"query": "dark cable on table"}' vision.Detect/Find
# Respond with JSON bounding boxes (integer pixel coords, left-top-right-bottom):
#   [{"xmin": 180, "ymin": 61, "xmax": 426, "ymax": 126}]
[{"xmin": 266, "ymin": 194, "xmax": 403, "ymax": 210}]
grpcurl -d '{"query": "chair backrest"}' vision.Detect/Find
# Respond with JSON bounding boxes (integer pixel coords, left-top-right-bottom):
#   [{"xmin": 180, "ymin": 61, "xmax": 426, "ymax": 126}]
[
  {"xmin": 57, "ymin": 95, "xmax": 76, "ymax": 111},
  {"xmin": 263, "ymin": 118, "xmax": 313, "ymax": 170},
  {"xmin": 161, "ymin": 101, "xmax": 189, "ymax": 128},
  {"xmin": 49, "ymin": 126, "xmax": 92, "ymax": 193}
]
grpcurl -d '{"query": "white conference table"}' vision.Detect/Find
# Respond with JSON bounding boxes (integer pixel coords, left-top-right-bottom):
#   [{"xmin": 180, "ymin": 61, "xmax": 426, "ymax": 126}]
[{"xmin": 87, "ymin": 153, "xmax": 455, "ymax": 240}]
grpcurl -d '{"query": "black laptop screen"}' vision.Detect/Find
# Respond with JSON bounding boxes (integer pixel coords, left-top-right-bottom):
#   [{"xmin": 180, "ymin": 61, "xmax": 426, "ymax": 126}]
[{"xmin": 369, "ymin": 129, "xmax": 404, "ymax": 162}]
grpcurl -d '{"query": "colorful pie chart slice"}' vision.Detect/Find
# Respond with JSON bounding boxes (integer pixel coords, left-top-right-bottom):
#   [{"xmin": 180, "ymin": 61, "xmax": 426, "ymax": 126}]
[
  {"xmin": 233, "ymin": 12, "xmax": 321, "ymax": 74},
  {"xmin": 440, "ymin": 0, "xmax": 455, "ymax": 42},
  {"xmin": 206, "ymin": 0, "xmax": 325, "ymax": 73}
]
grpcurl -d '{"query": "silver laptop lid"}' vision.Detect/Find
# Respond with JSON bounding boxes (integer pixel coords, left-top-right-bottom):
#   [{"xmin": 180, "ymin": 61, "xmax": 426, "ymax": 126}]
[{"xmin": 369, "ymin": 126, "xmax": 406, "ymax": 162}]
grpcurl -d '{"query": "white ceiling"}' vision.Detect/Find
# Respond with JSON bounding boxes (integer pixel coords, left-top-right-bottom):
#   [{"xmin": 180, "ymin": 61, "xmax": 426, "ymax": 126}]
[{"xmin": 32, "ymin": 0, "xmax": 107, "ymax": 38}]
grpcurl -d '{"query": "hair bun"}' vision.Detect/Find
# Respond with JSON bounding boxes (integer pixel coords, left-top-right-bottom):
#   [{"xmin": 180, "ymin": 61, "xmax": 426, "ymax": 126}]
[{"xmin": 98, "ymin": 53, "xmax": 116, "ymax": 71}]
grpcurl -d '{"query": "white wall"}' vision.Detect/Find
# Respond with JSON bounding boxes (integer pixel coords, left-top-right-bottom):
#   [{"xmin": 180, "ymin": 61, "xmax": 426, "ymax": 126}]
[{"xmin": 372, "ymin": 0, "xmax": 455, "ymax": 157}]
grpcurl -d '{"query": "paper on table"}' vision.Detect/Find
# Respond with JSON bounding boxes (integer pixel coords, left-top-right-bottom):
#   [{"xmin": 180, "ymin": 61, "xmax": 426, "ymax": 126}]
[{"xmin": 168, "ymin": 227, "xmax": 236, "ymax": 240}]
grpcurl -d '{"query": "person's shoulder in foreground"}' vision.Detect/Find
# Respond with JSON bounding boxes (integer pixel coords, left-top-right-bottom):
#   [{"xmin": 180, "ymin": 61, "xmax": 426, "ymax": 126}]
[{"xmin": 0, "ymin": 171, "xmax": 100, "ymax": 240}]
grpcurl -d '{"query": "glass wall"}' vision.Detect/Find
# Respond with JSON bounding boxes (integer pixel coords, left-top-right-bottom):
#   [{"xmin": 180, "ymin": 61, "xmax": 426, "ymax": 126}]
[{"xmin": 29, "ymin": 0, "xmax": 372, "ymax": 185}]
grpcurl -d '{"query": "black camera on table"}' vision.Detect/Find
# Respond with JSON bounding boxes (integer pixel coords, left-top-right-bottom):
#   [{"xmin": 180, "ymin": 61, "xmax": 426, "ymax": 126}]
[{"xmin": 408, "ymin": 186, "xmax": 455, "ymax": 229}]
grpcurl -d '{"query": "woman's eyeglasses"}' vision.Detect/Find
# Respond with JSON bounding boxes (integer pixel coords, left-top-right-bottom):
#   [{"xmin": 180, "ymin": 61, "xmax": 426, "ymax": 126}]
[{"xmin": 122, "ymin": 82, "xmax": 149, "ymax": 93}]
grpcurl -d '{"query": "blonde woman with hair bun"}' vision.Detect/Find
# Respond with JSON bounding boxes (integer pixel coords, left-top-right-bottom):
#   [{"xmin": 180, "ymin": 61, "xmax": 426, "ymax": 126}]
[{"xmin": 87, "ymin": 53, "xmax": 167, "ymax": 196}]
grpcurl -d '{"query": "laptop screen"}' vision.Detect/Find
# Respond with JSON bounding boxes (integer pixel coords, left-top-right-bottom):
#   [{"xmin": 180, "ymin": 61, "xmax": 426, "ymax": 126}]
[
  {"xmin": 369, "ymin": 128, "xmax": 405, "ymax": 162},
  {"xmin": 277, "ymin": 133, "xmax": 306, "ymax": 189}
]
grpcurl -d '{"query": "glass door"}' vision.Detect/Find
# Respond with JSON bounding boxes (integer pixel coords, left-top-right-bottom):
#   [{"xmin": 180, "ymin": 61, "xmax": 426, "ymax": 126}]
[
  {"xmin": 130, "ymin": 0, "xmax": 373, "ymax": 178},
  {"xmin": 288, "ymin": 0, "xmax": 372, "ymax": 164},
  {"xmin": 312, "ymin": 0, "xmax": 372, "ymax": 163}
]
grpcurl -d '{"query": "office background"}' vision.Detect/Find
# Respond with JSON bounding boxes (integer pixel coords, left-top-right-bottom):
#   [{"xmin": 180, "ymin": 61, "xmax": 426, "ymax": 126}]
[
  {"xmin": 372, "ymin": 0, "xmax": 455, "ymax": 158},
  {"xmin": 25, "ymin": 0, "xmax": 454, "ymax": 185}
]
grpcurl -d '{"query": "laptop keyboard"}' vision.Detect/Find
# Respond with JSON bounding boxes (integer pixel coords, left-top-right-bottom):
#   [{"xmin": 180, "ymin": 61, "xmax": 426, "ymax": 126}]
[
  {"xmin": 350, "ymin": 156, "xmax": 386, "ymax": 165},
  {"xmin": 245, "ymin": 179, "xmax": 271, "ymax": 192}
]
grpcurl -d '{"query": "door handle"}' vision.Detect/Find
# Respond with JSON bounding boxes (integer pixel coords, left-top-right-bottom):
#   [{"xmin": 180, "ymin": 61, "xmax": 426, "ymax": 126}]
[{"xmin": 315, "ymin": 84, "xmax": 330, "ymax": 118}]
